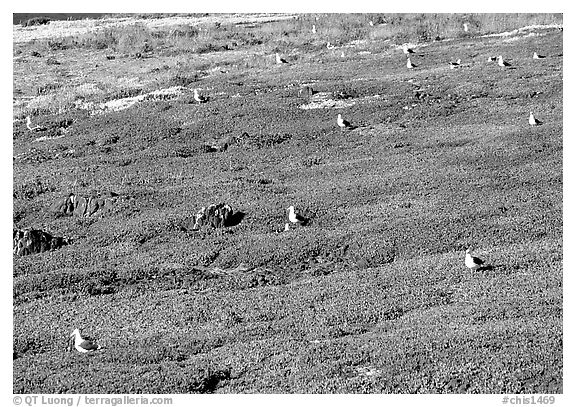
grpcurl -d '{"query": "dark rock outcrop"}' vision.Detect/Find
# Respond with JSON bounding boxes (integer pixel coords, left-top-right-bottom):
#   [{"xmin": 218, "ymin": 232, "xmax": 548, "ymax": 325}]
[
  {"xmin": 13, "ymin": 228, "xmax": 68, "ymax": 256},
  {"xmin": 192, "ymin": 203, "xmax": 234, "ymax": 230},
  {"xmin": 50, "ymin": 193, "xmax": 118, "ymax": 217}
]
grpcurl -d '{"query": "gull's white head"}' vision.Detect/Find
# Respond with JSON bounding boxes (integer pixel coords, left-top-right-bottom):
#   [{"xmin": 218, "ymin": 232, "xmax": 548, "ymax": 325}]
[
  {"xmin": 456, "ymin": 59, "xmax": 461, "ymax": 64},
  {"xmin": 71, "ymin": 328, "xmax": 80, "ymax": 338}
]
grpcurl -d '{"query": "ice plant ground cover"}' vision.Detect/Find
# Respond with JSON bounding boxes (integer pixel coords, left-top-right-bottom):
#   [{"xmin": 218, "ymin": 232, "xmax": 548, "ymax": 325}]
[{"xmin": 13, "ymin": 13, "xmax": 562, "ymax": 393}]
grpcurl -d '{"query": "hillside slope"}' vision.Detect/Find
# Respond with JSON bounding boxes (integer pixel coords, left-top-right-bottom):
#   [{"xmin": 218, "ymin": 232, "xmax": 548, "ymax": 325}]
[{"xmin": 13, "ymin": 16, "xmax": 562, "ymax": 393}]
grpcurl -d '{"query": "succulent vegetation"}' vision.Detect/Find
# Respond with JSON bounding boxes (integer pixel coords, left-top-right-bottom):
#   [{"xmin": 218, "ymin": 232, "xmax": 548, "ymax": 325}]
[{"xmin": 13, "ymin": 13, "xmax": 562, "ymax": 394}]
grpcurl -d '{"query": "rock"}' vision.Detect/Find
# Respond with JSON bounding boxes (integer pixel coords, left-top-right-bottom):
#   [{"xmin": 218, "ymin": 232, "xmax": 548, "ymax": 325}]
[
  {"xmin": 73, "ymin": 196, "xmax": 89, "ymax": 217},
  {"xmin": 192, "ymin": 203, "xmax": 234, "ymax": 230},
  {"xmin": 50, "ymin": 193, "xmax": 119, "ymax": 217},
  {"xmin": 49, "ymin": 193, "xmax": 75, "ymax": 215},
  {"xmin": 13, "ymin": 228, "xmax": 68, "ymax": 256},
  {"xmin": 299, "ymin": 85, "xmax": 315, "ymax": 98}
]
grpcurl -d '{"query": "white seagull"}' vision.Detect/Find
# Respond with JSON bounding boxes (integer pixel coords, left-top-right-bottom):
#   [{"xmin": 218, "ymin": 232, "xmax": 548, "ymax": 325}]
[
  {"xmin": 326, "ymin": 42, "xmax": 336, "ymax": 50},
  {"xmin": 497, "ymin": 55, "xmax": 511, "ymax": 67},
  {"xmin": 403, "ymin": 44, "xmax": 415, "ymax": 54},
  {"xmin": 533, "ymin": 52, "xmax": 546, "ymax": 59},
  {"xmin": 337, "ymin": 113, "xmax": 353, "ymax": 130},
  {"xmin": 284, "ymin": 223, "xmax": 290, "ymax": 232},
  {"xmin": 193, "ymin": 89, "xmax": 208, "ymax": 103},
  {"xmin": 341, "ymin": 51, "xmax": 345, "ymax": 58},
  {"xmin": 69, "ymin": 329, "xmax": 101, "ymax": 353},
  {"xmin": 275, "ymin": 53, "xmax": 288, "ymax": 64},
  {"xmin": 449, "ymin": 59, "xmax": 462, "ymax": 69},
  {"xmin": 529, "ymin": 112, "xmax": 542, "ymax": 126},
  {"xmin": 406, "ymin": 58, "xmax": 416, "ymax": 69},
  {"xmin": 463, "ymin": 23, "xmax": 469, "ymax": 32},
  {"xmin": 312, "ymin": 25, "xmax": 317, "ymax": 34},
  {"xmin": 465, "ymin": 248, "xmax": 485, "ymax": 272},
  {"xmin": 288, "ymin": 206, "xmax": 309, "ymax": 226},
  {"xmin": 25, "ymin": 116, "xmax": 46, "ymax": 132}
]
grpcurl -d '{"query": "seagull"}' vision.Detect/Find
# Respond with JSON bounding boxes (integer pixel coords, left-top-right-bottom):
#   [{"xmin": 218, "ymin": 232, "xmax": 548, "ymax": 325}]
[
  {"xmin": 463, "ymin": 23, "xmax": 469, "ymax": 32},
  {"xmin": 25, "ymin": 116, "xmax": 35, "ymax": 131},
  {"xmin": 284, "ymin": 223, "xmax": 290, "ymax": 232},
  {"xmin": 337, "ymin": 113, "xmax": 353, "ymax": 130},
  {"xmin": 312, "ymin": 25, "xmax": 317, "ymax": 34},
  {"xmin": 326, "ymin": 42, "xmax": 335, "ymax": 50},
  {"xmin": 275, "ymin": 53, "xmax": 288, "ymax": 64},
  {"xmin": 449, "ymin": 59, "xmax": 462, "ymax": 69},
  {"xmin": 529, "ymin": 112, "xmax": 542, "ymax": 126},
  {"xmin": 369, "ymin": 20, "xmax": 374, "ymax": 27},
  {"xmin": 533, "ymin": 52, "xmax": 546, "ymax": 59},
  {"xmin": 341, "ymin": 51, "xmax": 345, "ymax": 58},
  {"xmin": 497, "ymin": 55, "xmax": 511, "ymax": 67},
  {"xmin": 403, "ymin": 44, "xmax": 415, "ymax": 54},
  {"xmin": 69, "ymin": 329, "xmax": 101, "ymax": 353},
  {"xmin": 288, "ymin": 206, "xmax": 309, "ymax": 226},
  {"xmin": 406, "ymin": 58, "xmax": 416, "ymax": 69},
  {"xmin": 465, "ymin": 248, "xmax": 485, "ymax": 272},
  {"xmin": 25, "ymin": 116, "xmax": 46, "ymax": 132},
  {"xmin": 193, "ymin": 89, "xmax": 208, "ymax": 103}
]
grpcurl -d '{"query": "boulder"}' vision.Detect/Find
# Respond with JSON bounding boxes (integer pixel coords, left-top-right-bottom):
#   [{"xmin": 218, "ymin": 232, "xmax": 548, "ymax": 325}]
[
  {"xmin": 298, "ymin": 85, "xmax": 315, "ymax": 98},
  {"xmin": 50, "ymin": 193, "xmax": 118, "ymax": 217},
  {"xmin": 13, "ymin": 228, "xmax": 68, "ymax": 256},
  {"xmin": 192, "ymin": 203, "xmax": 233, "ymax": 230}
]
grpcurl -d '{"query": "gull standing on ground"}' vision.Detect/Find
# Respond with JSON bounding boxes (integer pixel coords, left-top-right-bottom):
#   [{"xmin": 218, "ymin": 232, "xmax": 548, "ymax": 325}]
[
  {"xmin": 406, "ymin": 58, "xmax": 416, "ymax": 69},
  {"xmin": 193, "ymin": 89, "xmax": 208, "ymax": 103},
  {"xmin": 403, "ymin": 44, "xmax": 415, "ymax": 54},
  {"xmin": 337, "ymin": 113, "xmax": 353, "ymax": 130},
  {"xmin": 276, "ymin": 53, "xmax": 288, "ymax": 64},
  {"xmin": 465, "ymin": 248, "xmax": 485, "ymax": 272},
  {"xmin": 497, "ymin": 55, "xmax": 511, "ymax": 67},
  {"xmin": 463, "ymin": 23, "xmax": 469, "ymax": 32},
  {"xmin": 25, "ymin": 116, "xmax": 46, "ymax": 132},
  {"xmin": 25, "ymin": 116, "xmax": 35, "ymax": 131},
  {"xmin": 529, "ymin": 112, "xmax": 542, "ymax": 126},
  {"xmin": 288, "ymin": 206, "xmax": 308, "ymax": 226},
  {"xmin": 450, "ymin": 59, "xmax": 462, "ymax": 69},
  {"xmin": 533, "ymin": 52, "xmax": 546, "ymax": 59},
  {"xmin": 312, "ymin": 25, "xmax": 316, "ymax": 34},
  {"xmin": 69, "ymin": 329, "xmax": 101, "ymax": 353},
  {"xmin": 284, "ymin": 223, "xmax": 290, "ymax": 232}
]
